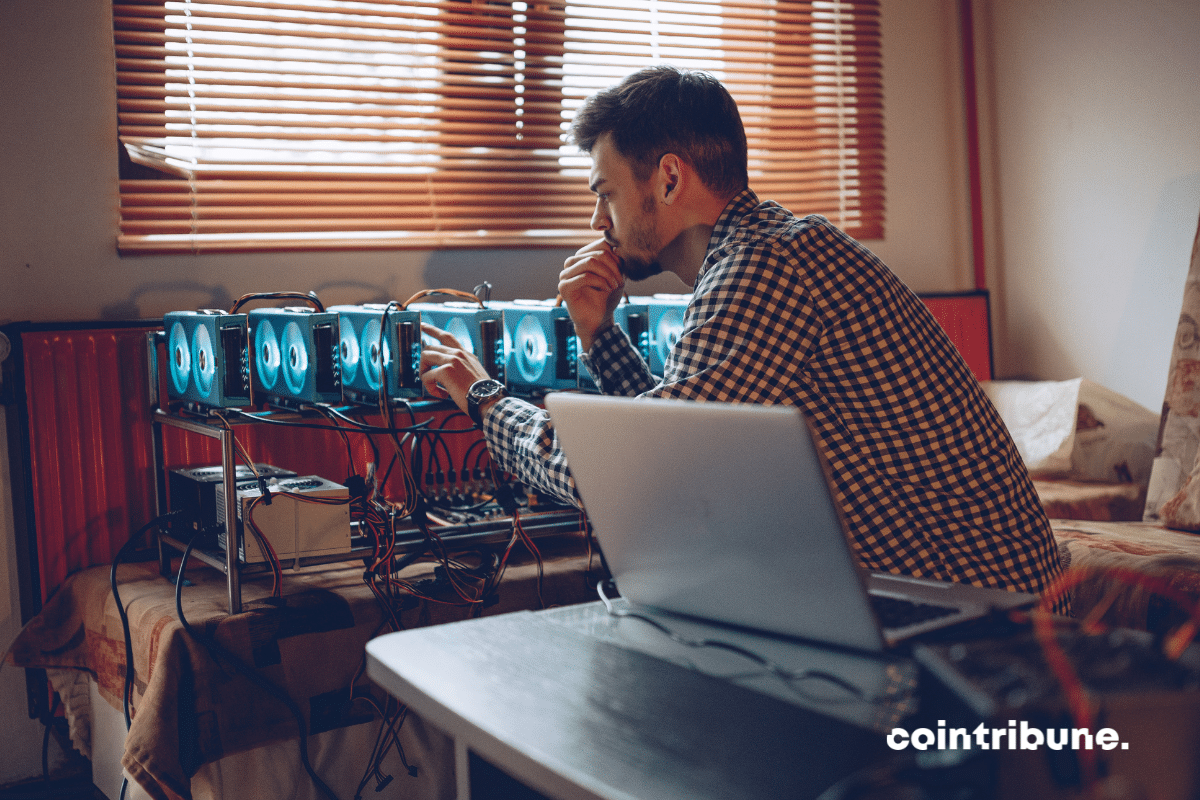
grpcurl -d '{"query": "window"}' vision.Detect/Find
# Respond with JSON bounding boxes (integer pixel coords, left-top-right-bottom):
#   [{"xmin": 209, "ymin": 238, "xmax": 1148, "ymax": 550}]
[{"xmin": 114, "ymin": 0, "xmax": 882, "ymax": 254}]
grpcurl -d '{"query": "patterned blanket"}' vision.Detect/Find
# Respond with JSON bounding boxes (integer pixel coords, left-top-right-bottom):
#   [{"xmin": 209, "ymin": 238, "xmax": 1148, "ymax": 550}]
[{"xmin": 5, "ymin": 534, "xmax": 599, "ymax": 800}]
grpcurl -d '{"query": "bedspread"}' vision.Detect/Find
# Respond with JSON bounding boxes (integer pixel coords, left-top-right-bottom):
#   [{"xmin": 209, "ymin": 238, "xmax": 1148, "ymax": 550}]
[
  {"xmin": 1034, "ymin": 479, "xmax": 1148, "ymax": 522},
  {"xmin": 5, "ymin": 533, "xmax": 599, "ymax": 800},
  {"xmin": 1051, "ymin": 519, "xmax": 1200, "ymax": 631}
]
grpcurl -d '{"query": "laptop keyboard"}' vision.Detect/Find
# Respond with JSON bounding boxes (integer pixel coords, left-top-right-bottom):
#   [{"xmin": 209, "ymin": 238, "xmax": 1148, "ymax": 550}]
[{"xmin": 870, "ymin": 594, "xmax": 958, "ymax": 629}]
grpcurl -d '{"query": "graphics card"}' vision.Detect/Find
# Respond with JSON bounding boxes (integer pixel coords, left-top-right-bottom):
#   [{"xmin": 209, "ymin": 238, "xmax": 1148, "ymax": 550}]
[
  {"xmin": 162, "ymin": 310, "xmax": 251, "ymax": 408},
  {"xmin": 408, "ymin": 301, "xmax": 506, "ymax": 384},
  {"xmin": 249, "ymin": 307, "xmax": 342, "ymax": 408},
  {"xmin": 215, "ymin": 475, "xmax": 351, "ymax": 565},
  {"xmin": 631, "ymin": 294, "xmax": 691, "ymax": 378},
  {"xmin": 329, "ymin": 304, "xmax": 422, "ymax": 405},
  {"xmin": 577, "ymin": 302, "xmax": 651, "ymax": 391},
  {"xmin": 492, "ymin": 299, "xmax": 578, "ymax": 394}
]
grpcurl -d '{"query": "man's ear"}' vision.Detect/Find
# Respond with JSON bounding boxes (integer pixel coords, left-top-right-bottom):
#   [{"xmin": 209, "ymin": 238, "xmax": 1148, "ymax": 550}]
[{"xmin": 657, "ymin": 153, "xmax": 684, "ymax": 205}]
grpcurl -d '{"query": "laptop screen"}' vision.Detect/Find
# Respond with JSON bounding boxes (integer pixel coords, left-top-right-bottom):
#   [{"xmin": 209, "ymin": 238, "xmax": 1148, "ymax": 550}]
[{"xmin": 544, "ymin": 394, "xmax": 889, "ymax": 651}]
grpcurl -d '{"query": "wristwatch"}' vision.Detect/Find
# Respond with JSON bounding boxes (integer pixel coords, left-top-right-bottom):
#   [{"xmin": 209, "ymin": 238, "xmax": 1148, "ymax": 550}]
[{"xmin": 466, "ymin": 378, "xmax": 506, "ymax": 427}]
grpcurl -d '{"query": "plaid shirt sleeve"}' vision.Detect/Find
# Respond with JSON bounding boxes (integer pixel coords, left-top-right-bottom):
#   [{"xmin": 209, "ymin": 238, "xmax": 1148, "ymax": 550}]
[
  {"xmin": 483, "ymin": 323, "xmax": 652, "ymax": 504},
  {"xmin": 483, "ymin": 190, "xmax": 1067, "ymax": 613}
]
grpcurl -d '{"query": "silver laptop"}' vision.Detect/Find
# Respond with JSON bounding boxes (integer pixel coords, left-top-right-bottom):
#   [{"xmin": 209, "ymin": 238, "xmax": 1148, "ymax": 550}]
[{"xmin": 543, "ymin": 393, "xmax": 1035, "ymax": 652}]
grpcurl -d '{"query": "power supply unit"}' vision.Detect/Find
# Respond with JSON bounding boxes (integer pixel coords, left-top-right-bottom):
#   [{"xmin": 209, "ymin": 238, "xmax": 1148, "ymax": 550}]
[
  {"xmin": 215, "ymin": 475, "xmax": 351, "ymax": 565},
  {"xmin": 170, "ymin": 463, "xmax": 297, "ymax": 541}
]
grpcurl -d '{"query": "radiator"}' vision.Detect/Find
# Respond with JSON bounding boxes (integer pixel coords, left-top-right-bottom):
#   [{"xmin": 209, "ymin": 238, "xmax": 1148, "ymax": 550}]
[{"xmin": 4, "ymin": 323, "xmax": 163, "ymax": 611}]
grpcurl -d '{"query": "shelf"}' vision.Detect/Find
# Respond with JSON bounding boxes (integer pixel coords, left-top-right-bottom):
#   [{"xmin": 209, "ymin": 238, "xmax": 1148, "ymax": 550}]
[{"xmin": 151, "ymin": 406, "xmax": 584, "ymax": 613}]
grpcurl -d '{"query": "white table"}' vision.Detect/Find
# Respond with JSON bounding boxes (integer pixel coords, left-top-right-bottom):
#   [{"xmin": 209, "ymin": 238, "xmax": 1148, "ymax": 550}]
[{"xmin": 366, "ymin": 601, "xmax": 910, "ymax": 800}]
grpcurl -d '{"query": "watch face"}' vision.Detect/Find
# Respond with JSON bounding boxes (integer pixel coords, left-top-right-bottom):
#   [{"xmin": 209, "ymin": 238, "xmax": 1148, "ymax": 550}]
[
  {"xmin": 468, "ymin": 379, "xmax": 505, "ymax": 425},
  {"xmin": 471, "ymin": 379, "xmax": 504, "ymax": 400}
]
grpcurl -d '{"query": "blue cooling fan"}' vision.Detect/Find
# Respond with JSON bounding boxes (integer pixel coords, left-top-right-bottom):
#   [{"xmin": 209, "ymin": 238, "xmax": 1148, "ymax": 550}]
[
  {"xmin": 249, "ymin": 307, "xmax": 342, "ymax": 407},
  {"xmin": 328, "ymin": 304, "xmax": 422, "ymax": 404},
  {"xmin": 407, "ymin": 302, "xmax": 505, "ymax": 384},
  {"xmin": 162, "ymin": 310, "xmax": 251, "ymax": 408},
  {"xmin": 492, "ymin": 300, "xmax": 578, "ymax": 394},
  {"xmin": 577, "ymin": 303, "xmax": 651, "ymax": 391},
  {"xmin": 630, "ymin": 294, "xmax": 691, "ymax": 378}
]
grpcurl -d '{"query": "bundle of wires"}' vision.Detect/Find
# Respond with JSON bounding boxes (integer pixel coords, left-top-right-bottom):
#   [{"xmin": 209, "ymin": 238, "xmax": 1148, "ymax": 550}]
[{"xmin": 1032, "ymin": 567, "xmax": 1200, "ymax": 789}]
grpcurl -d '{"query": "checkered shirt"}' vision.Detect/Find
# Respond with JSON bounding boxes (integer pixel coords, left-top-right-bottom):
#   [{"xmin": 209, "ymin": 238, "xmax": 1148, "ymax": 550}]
[{"xmin": 485, "ymin": 189, "xmax": 1067, "ymax": 612}]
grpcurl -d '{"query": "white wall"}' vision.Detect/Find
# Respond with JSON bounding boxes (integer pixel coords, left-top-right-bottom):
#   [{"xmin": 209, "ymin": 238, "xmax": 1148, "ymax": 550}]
[
  {"xmin": 980, "ymin": 0, "xmax": 1200, "ymax": 410},
  {"xmin": 0, "ymin": 406, "xmax": 73, "ymax": 786},
  {"xmin": 0, "ymin": 0, "xmax": 973, "ymax": 784}
]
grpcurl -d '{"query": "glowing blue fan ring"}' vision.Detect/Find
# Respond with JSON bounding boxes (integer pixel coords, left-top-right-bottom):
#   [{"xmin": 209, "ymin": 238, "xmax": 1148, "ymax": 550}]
[
  {"xmin": 255, "ymin": 319, "xmax": 282, "ymax": 390},
  {"xmin": 657, "ymin": 311, "xmax": 684, "ymax": 364},
  {"xmin": 282, "ymin": 321, "xmax": 308, "ymax": 396},
  {"xmin": 361, "ymin": 318, "xmax": 386, "ymax": 391},
  {"xmin": 338, "ymin": 317, "xmax": 360, "ymax": 387},
  {"xmin": 168, "ymin": 321, "xmax": 191, "ymax": 396},
  {"xmin": 514, "ymin": 314, "xmax": 549, "ymax": 384},
  {"xmin": 446, "ymin": 318, "xmax": 475, "ymax": 354},
  {"xmin": 191, "ymin": 323, "xmax": 216, "ymax": 398}
]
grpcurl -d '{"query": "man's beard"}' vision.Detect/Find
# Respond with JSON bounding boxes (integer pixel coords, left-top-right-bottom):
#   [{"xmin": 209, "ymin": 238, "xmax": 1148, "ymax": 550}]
[
  {"xmin": 613, "ymin": 193, "xmax": 664, "ymax": 281},
  {"xmin": 619, "ymin": 252, "xmax": 664, "ymax": 281}
]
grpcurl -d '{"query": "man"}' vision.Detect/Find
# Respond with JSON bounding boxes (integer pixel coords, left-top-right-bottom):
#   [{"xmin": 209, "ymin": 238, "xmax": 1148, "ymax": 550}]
[{"xmin": 421, "ymin": 66, "xmax": 1067, "ymax": 612}]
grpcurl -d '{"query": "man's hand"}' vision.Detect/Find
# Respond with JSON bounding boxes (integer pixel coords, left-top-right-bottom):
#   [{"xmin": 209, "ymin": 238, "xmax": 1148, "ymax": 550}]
[
  {"xmin": 559, "ymin": 238, "xmax": 626, "ymax": 352},
  {"xmin": 419, "ymin": 323, "xmax": 492, "ymax": 413}
]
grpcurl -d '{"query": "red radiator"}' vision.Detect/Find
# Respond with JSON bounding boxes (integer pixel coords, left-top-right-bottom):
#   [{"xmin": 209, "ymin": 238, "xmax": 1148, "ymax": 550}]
[{"xmin": 6, "ymin": 323, "xmax": 163, "ymax": 608}]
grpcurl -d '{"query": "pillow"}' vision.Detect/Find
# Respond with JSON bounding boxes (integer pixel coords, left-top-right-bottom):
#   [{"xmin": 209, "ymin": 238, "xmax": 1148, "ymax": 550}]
[
  {"xmin": 981, "ymin": 378, "xmax": 1158, "ymax": 484},
  {"xmin": 982, "ymin": 378, "xmax": 1080, "ymax": 476}
]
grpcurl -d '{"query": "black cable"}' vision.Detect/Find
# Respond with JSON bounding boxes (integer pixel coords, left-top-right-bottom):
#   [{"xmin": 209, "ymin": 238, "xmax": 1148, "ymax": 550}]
[
  {"xmin": 421, "ymin": 431, "xmax": 442, "ymax": 482},
  {"xmin": 595, "ymin": 580, "xmax": 875, "ymax": 704},
  {"xmin": 223, "ymin": 407, "xmax": 434, "ymax": 435},
  {"xmin": 390, "ymin": 398, "xmax": 419, "ymax": 429},
  {"xmin": 317, "ymin": 405, "xmax": 382, "ymax": 468},
  {"xmin": 40, "ymin": 692, "xmax": 58, "ymax": 782},
  {"xmin": 461, "ymin": 437, "xmax": 486, "ymax": 479},
  {"xmin": 307, "ymin": 404, "xmax": 357, "ymax": 473},
  {"xmin": 229, "ymin": 290, "xmax": 324, "ymax": 315},
  {"xmin": 110, "ymin": 511, "xmax": 186, "ymax": 730},
  {"xmin": 174, "ymin": 534, "xmax": 341, "ymax": 800},
  {"xmin": 377, "ymin": 451, "xmax": 399, "ymax": 491},
  {"xmin": 410, "ymin": 432, "xmax": 424, "ymax": 493},
  {"xmin": 425, "ymin": 495, "xmax": 497, "ymax": 515},
  {"xmin": 108, "ymin": 508, "xmax": 191, "ymax": 800},
  {"xmin": 432, "ymin": 430, "xmax": 454, "ymax": 477},
  {"xmin": 473, "ymin": 442, "xmax": 493, "ymax": 478}
]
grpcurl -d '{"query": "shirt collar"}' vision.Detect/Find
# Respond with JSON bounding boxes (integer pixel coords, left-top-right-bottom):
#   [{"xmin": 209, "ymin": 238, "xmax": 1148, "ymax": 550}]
[{"xmin": 699, "ymin": 188, "xmax": 761, "ymax": 282}]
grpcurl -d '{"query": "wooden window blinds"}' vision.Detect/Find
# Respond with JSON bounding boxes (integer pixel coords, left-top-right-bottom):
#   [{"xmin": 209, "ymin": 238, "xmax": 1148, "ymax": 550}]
[{"xmin": 114, "ymin": 0, "xmax": 883, "ymax": 254}]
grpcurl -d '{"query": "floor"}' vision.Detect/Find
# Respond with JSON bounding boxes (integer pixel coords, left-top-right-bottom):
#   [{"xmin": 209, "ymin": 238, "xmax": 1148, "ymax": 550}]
[{"xmin": 0, "ymin": 776, "xmax": 105, "ymax": 800}]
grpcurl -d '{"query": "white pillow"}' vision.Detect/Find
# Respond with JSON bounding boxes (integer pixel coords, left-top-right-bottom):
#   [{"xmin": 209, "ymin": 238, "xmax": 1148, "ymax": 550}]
[{"xmin": 981, "ymin": 378, "xmax": 1158, "ymax": 483}]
